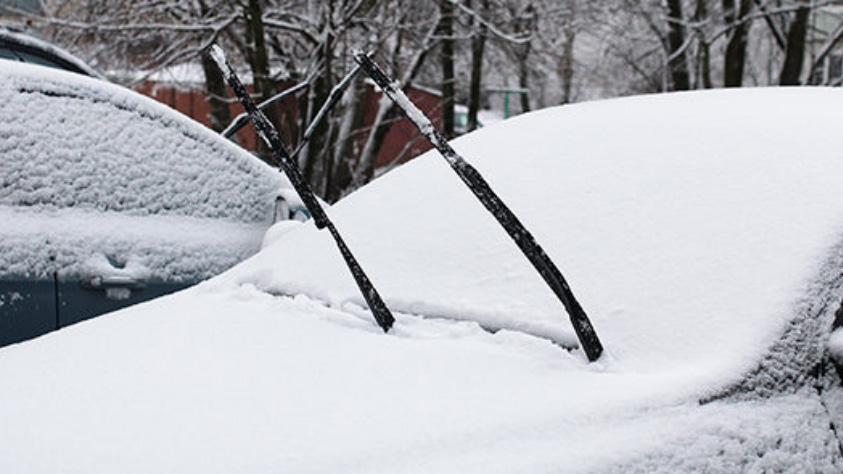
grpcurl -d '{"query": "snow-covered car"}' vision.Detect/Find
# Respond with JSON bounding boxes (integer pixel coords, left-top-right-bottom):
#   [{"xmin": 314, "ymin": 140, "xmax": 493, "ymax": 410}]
[
  {"xmin": 0, "ymin": 61, "xmax": 305, "ymax": 347},
  {"xmin": 0, "ymin": 25, "xmax": 102, "ymax": 78},
  {"xmin": 3, "ymin": 87, "xmax": 843, "ymax": 473}
]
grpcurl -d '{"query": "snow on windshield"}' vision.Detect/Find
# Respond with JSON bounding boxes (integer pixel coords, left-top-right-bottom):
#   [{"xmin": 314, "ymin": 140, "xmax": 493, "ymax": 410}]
[{"xmin": 228, "ymin": 87, "xmax": 843, "ymax": 385}]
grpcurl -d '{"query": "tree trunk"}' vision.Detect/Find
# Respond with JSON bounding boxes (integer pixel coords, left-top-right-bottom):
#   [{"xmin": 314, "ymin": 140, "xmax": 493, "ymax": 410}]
[
  {"xmin": 197, "ymin": 0, "xmax": 231, "ymax": 134},
  {"xmin": 513, "ymin": 4, "xmax": 535, "ymax": 113},
  {"xmin": 695, "ymin": 0, "xmax": 713, "ymax": 89},
  {"xmin": 200, "ymin": 47, "xmax": 232, "ymax": 133},
  {"xmin": 780, "ymin": 3, "xmax": 810, "ymax": 85},
  {"xmin": 519, "ymin": 55, "xmax": 531, "ymax": 113},
  {"xmin": 467, "ymin": 0, "xmax": 488, "ymax": 132},
  {"xmin": 722, "ymin": 0, "xmax": 753, "ymax": 87},
  {"xmin": 246, "ymin": 0, "xmax": 280, "ymax": 160},
  {"xmin": 303, "ymin": 33, "xmax": 334, "ymax": 189},
  {"xmin": 326, "ymin": 75, "xmax": 365, "ymax": 202},
  {"xmin": 439, "ymin": 0, "xmax": 455, "ymax": 139},
  {"xmin": 666, "ymin": 0, "xmax": 690, "ymax": 91},
  {"xmin": 559, "ymin": 24, "xmax": 576, "ymax": 104}
]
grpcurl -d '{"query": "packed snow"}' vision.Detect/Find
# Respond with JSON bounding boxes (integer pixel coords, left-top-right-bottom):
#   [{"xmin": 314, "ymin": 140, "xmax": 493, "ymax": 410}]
[
  {"xmin": 2, "ymin": 87, "xmax": 843, "ymax": 472},
  {"xmin": 0, "ymin": 62, "xmax": 292, "ymax": 279}
]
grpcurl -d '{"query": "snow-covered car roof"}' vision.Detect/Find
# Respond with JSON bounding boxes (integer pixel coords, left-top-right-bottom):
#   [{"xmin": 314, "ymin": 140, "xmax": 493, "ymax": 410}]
[
  {"xmin": 2, "ymin": 88, "xmax": 843, "ymax": 472},
  {"xmin": 0, "ymin": 62, "xmax": 293, "ymax": 280}
]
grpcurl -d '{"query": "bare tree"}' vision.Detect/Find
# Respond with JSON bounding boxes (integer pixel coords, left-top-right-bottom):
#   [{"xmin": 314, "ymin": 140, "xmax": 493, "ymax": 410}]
[
  {"xmin": 666, "ymin": 0, "xmax": 691, "ymax": 90},
  {"xmin": 467, "ymin": 0, "xmax": 488, "ymax": 131},
  {"xmin": 438, "ymin": 0, "xmax": 456, "ymax": 139},
  {"xmin": 33, "ymin": 0, "xmax": 843, "ymax": 203},
  {"xmin": 779, "ymin": 0, "xmax": 810, "ymax": 85},
  {"xmin": 722, "ymin": 0, "xmax": 754, "ymax": 87}
]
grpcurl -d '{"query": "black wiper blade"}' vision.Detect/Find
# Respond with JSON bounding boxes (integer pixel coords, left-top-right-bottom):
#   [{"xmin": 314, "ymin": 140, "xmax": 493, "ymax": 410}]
[
  {"xmin": 354, "ymin": 51, "xmax": 603, "ymax": 361},
  {"xmin": 209, "ymin": 45, "xmax": 394, "ymax": 333}
]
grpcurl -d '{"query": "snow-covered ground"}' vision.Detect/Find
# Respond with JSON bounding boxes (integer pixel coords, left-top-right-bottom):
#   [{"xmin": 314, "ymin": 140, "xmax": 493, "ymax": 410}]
[{"xmin": 3, "ymin": 87, "xmax": 843, "ymax": 472}]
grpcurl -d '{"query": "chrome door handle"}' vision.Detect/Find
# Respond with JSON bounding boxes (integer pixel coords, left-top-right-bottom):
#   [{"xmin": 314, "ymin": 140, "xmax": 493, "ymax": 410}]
[{"xmin": 87, "ymin": 275, "xmax": 146, "ymax": 290}]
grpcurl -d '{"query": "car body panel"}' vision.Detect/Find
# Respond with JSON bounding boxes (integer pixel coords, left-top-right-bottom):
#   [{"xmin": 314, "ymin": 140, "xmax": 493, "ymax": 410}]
[{"xmin": 0, "ymin": 278, "xmax": 55, "ymax": 347}]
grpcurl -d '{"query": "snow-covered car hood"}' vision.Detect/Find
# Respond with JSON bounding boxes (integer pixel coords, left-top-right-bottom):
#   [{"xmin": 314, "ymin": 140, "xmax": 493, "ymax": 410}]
[
  {"xmin": 227, "ymin": 87, "xmax": 843, "ymax": 386},
  {"xmin": 2, "ymin": 88, "xmax": 843, "ymax": 473}
]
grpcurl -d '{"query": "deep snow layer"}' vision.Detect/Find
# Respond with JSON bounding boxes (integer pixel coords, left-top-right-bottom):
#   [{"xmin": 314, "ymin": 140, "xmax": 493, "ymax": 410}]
[
  {"xmin": 0, "ymin": 285, "xmax": 839, "ymax": 473},
  {"xmin": 226, "ymin": 87, "xmax": 843, "ymax": 383},
  {"xmin": 3, "ymin": 88, "xmax": 843, "ymax": 472}
]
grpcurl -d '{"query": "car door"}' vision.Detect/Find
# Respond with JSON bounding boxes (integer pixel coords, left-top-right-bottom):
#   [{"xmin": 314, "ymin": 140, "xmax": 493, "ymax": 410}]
[
  {"xmin": 56, "ymin": 271, "xmax": 189, "ymax": 329},
  {"xmin": 0, "ymin": 276, "xmax": 57, "ymax": 347},
  {"xmin": 0, "ymin": 63, "xmax": 289, "ymax": 347}
]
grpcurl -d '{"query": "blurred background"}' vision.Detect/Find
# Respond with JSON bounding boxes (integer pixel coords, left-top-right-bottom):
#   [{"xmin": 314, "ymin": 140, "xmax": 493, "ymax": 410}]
[{"xmin": 1, "ymin": 0, "xmax": 840, "ymax": 202}]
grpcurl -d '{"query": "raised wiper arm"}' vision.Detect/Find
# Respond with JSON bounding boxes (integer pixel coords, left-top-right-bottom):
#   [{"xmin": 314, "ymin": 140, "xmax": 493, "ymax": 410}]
[
  {"xmin": 354, "ymin": 51, "xmax": 604, "ymax": 361},
  {"xmin": 209, "ymin": 45, "xmax": 395, "ymax": 333}
]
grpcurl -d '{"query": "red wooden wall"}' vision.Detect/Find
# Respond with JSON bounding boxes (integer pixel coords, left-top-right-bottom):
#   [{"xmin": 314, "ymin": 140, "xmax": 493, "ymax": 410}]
[{"xmin": 135, "ymin": 81, "xmax": 443, "ymax": 172}]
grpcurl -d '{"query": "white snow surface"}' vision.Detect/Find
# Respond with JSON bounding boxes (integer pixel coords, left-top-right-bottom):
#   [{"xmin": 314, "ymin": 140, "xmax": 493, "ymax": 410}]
[
  {"xmin": 0, "ymin": 62, "xmax": 291, "ymax": 279},
  {"xmin": 226, "ymin": 87, "xmax": 843, "ymax": 380},
  {"xmin": 0, "ymin": 205, "xmax": 267, "ymax": 280},
  {"xmin": 0, "ymin": 62, "xmax": 286, "ymax": 221},
  {"xmin": 3, "ymin": 88, "xmax": 843, "ymax": 472}
]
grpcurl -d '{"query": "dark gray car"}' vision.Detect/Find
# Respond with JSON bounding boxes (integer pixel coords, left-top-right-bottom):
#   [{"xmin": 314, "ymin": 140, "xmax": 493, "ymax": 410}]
[{"xmin": 0, "ymin": 25, "xmax": 102, "ymax": 78}]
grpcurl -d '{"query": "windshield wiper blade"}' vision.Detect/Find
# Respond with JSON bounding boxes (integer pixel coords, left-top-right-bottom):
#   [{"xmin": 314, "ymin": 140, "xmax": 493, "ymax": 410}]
[
  {"xmin": 209, "ymin": 45, "xmax": 394, "ymax": 333},
  {"xmin": 354, "ymin": 51, "xmax": 603, "ymax": 361}
]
